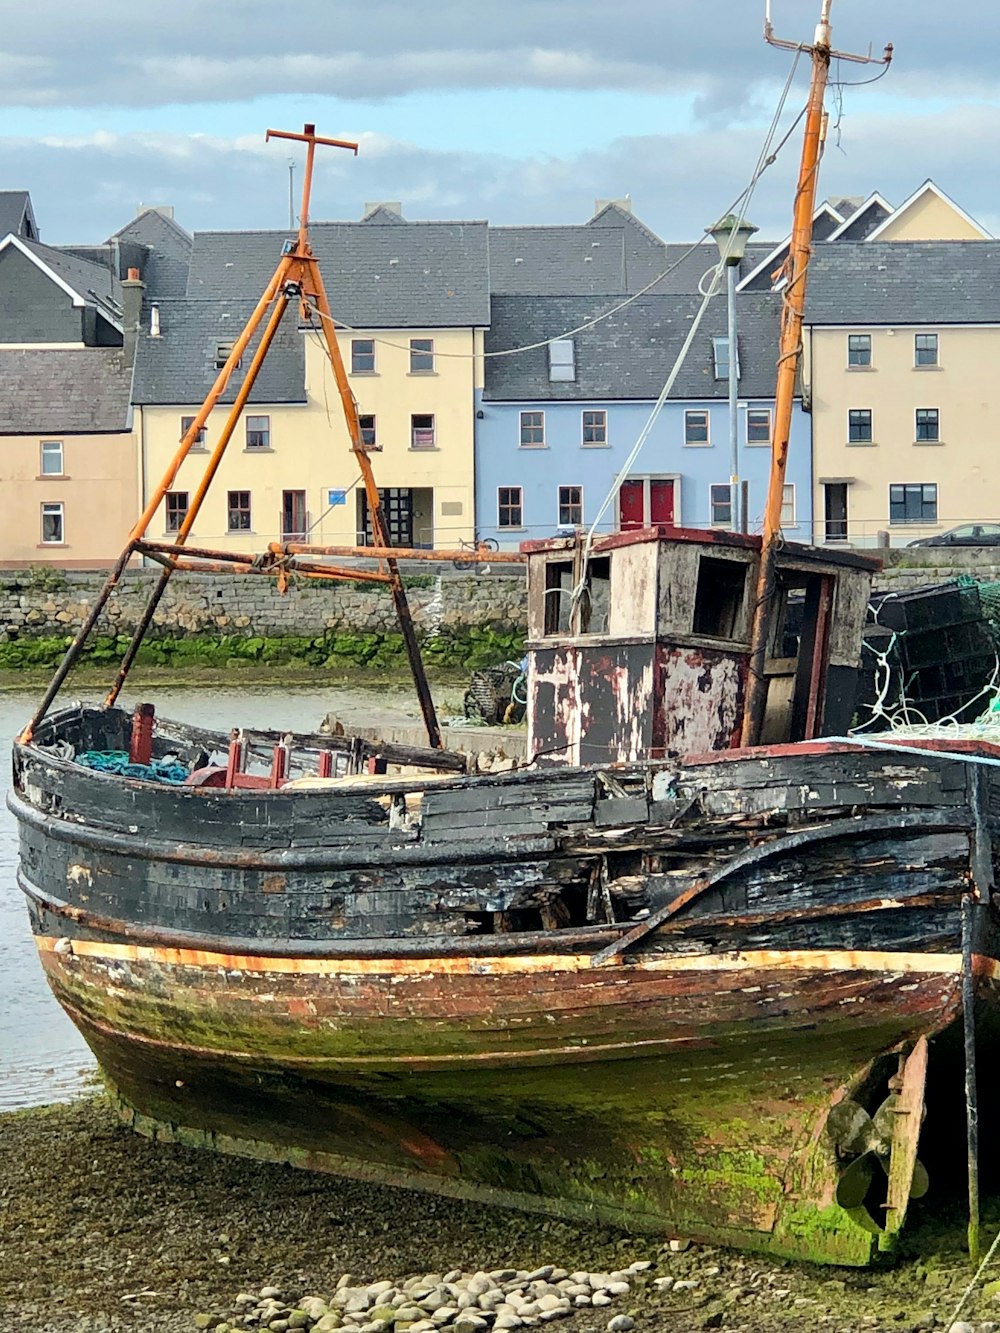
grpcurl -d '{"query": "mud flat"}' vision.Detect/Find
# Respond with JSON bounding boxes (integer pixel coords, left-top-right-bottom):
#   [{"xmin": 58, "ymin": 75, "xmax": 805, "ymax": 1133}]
[{"xmin": 1, "ymin": 1097, "xmax": 999, "ymax": 1333}]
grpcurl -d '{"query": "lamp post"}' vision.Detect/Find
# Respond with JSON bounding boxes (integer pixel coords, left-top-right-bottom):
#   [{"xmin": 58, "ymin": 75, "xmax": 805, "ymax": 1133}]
[{"xmin": 709, "ymin": 214, "xmax": 758, "ymax": 532}]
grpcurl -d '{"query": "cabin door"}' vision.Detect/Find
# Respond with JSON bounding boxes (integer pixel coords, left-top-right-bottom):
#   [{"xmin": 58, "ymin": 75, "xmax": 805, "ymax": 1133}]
[{"xmin": 619, "ymin": 480, "xmax": 645, "ymax": 531}]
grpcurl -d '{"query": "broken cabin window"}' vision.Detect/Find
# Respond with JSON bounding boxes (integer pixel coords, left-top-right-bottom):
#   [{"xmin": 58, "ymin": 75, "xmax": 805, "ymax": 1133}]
[
  {"xmin": 692, "ymin": 555, "xmax": 747, "ymax": 639},
  {"xmin": 544, "ymin": 561, "xmax": 574, "ymax": 635},
  {"xmin": 579, "ymin": 557, "xmax": 611, "ymax": 633}
]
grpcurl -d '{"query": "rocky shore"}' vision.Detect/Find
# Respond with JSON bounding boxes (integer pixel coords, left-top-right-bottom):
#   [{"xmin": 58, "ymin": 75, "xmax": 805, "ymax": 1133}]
[{"xmin": 2, "ymin": 1097, "xmax": 1000, "ymax": 1333}]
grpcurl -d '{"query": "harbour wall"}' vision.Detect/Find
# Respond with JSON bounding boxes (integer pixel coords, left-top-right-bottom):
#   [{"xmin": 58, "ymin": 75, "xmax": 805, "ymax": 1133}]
[{"xmin": 1, "ymin": 552, "xmax": 998, "ymax": 665}]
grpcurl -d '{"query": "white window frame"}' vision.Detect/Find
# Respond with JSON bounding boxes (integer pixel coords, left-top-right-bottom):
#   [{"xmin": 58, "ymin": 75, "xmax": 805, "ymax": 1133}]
[
  {"xmin": 409, "ymin": 338, "xmax": 434, "ymax": 373},
  {"xmin": 712, "ymin": 336, "xmax": 739, "ymax": 381},
  {"xmin": 847, "ymin": 333, "xmax": 872, "ymax": 368},
  {"xmin": 519, "ymin": 410, "xmax": 545, "ymax": 448},
  {"xmin": 582, "ymin": 409, "xmax": 607, "ymax": 447},
  {"xmin": 245, "ymin": 415, "xmax": 271, "ymax": 450},
  {"xmin": 548, "ymin": 339, "xmax": 575, "ymax": 382},
  {"xmin": 558, "ymin": 485, "xmax": 583, "ymax": 527},
  {"xmin": 358, "ymin": 414, "xmax": 377, "ymax": 449},
  {"xmin": 181, "ymin": 415, "xmax": 207, "ymax": 449},
  {"xmin": 709, "ymin": 484, "xmax": 731, "ymax": 527},
  {"xmin": 40, "ymin": 501, "xmax": 64, "ymax": 544},
  {"xmin": 165, "ymin": 491, "xmax": 189, "ymax": 533},
  {"xmin": 351, "ymin": 338, "xmax": 376, "ymax": 374},
  {"xmin": 915, "ymin": 408, "xmax": 940, "ymax": 443},
  {"xmin": 781, "ymin": 483, "xmax": 796, "ymax": 528},
  {"xmin": 40, "ymin": 439, "xmax": 64, "ymax": 475},
  {"xmin": 227, "ymin": 490, "xmax": 252, "ymax": 533},
  {"xmin": 745, "ymin": 409, "xmax": 771, "ymax": 446},
  {"xmin": 497, "ymin": 486, "xmax": 523, "ymax": 529},
  {"xmin": 848, "ymin": 408, "xmax": 873, "ymax": 444},
  {"xmin": 914, "ymin": 333, "xmax": 939, "ymax": 368},
  {"xmin": 684, "ymin": 409, "xmax": 710, "ymax": 447},
  {"xmin": 410, "ymin": 414, "xmax": 436, "ymax": 450}
]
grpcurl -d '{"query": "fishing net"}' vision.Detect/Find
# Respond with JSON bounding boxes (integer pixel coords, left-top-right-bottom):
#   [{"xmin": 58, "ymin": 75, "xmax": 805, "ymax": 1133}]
[{"xmin": 75, "ymin": 751, "xmax": 190, "ymax": 784}]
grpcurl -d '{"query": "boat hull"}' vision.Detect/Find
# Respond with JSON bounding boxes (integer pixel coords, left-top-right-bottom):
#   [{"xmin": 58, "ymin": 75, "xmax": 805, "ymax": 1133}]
[{"xmin": 12, "ymin": 706, "xmax": 1000, "ymax": 1264}]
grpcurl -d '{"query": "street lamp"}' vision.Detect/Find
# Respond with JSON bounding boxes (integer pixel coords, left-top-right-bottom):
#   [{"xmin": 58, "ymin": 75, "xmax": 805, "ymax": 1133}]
[{"xmin": 709, "ymin": 214, "xmax": 758, "ymax": 532}]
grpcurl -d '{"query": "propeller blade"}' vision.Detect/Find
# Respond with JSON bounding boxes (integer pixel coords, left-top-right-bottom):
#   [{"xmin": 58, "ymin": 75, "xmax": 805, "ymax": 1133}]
[
  {"xmin": 910, "ymin": 1159, "xmax": 930, "ymax": 1200},
  {"xmin": 836, "ymin": 1153, "xmax": 875, "ymax": 1209},
  {"xmin": 828, "ymin": 1100, "xmax": 875, "ymax": 1157},
  {"xmin": 870, "ymin": 1095, "xmax": 899, "ymax": 1156}
]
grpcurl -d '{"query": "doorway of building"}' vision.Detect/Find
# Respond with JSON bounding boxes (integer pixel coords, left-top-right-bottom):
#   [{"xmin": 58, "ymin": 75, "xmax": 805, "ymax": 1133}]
[
  {"xmin": 281, "ymin": 490, "xmax": 307, "ymax": 542},
  {"xmin": 356, "ymin": 488, "xmax": 435, "ymax": 547},
  {"xmin": 824, "ymin": 483, "xmax": 849, "ymax": 542},
  {"xmin": 618, "ymin": 477, "xmax": 676, "ymax": 530}
]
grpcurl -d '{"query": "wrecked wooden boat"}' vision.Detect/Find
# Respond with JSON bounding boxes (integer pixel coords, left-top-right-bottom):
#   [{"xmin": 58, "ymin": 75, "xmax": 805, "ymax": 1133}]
[
  {"xmin": 11, "ymin": 520, "xmax": 1000, "ymax": 1266},
  {"xmin": 13, "ymin": 6, "xmax": 994, "ymax": 1268}
]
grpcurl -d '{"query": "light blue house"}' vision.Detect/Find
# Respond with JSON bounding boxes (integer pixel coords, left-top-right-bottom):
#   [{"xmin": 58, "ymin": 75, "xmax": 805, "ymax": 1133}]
[{"xmin": 476, "ymin": 288, "xmax": 813, "ymax": 548}]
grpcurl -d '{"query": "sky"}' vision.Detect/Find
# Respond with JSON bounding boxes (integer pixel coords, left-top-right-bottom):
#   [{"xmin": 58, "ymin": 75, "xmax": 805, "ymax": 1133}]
[{"xmin": 3, "ymin": 0, "xmax": 999, "ymax": 246}]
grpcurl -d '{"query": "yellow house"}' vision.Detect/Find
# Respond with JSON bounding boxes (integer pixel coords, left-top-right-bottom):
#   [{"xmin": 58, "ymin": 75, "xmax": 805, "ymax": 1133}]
[{"xmin": 134, "ymin": 212, "xmax": 490, "ymax": 552}]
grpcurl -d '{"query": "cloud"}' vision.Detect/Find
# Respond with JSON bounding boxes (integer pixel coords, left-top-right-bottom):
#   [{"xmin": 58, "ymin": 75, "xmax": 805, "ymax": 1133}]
[
  {"xmin": 0, "ymin": 0, "xmax": 991, "ymax": 110},
  {"xmin": 5, "ymin": 99, "xmax": 997, "ymax": 246}
]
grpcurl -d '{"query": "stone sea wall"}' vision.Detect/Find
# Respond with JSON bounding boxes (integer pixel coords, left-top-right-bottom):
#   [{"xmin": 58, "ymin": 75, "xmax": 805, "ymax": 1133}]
[{"xmin": 0, "ymin": 569, "xmax": 528, "ymax": 670}]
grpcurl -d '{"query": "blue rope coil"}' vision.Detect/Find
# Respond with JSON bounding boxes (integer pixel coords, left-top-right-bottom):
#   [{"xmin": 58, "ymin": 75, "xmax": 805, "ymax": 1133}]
[{"xmin": 75, "ymin": 750, "xmax": 190, "ymax": 785}]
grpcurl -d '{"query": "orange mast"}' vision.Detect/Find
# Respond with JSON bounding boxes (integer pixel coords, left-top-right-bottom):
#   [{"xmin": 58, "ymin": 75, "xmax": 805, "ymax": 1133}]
[{"xmin": 740, "ymin": 2, "xmax": 890, "ymax": 747}]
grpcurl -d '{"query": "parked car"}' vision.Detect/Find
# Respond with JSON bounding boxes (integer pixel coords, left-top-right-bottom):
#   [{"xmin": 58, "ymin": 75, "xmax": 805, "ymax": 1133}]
[{"xmin": 908, "ymin": 523, "xmax": 1000, "ymax": 547}]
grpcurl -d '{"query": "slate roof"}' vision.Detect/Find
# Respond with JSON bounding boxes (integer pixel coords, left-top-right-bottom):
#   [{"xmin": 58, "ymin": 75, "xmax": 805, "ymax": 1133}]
[
  {"xmin": 0, "ymin": 190, "xmax": 37, "ymax": 240},
  {"xmin": 21, "ymin": 238, "xmax": 123, "ymax": 325},
  {"xmin": 109, "ymin": 208, "xmax": 193, "ymax": 299},
  {"xmin": 0, "ymin": 348, "xmax": 132, "ymax": 432},
  {"xmin": 805, "ymin": 241, "xmax": 1000, "ymax": 325},
  {"xmin": 131, "ymin": 299, "xmax": 306, "ymax": 406},
  {"xmin": 483, "ymin": 291, "xmax": 782, "ymax": 402},
  {"xmin": 185, "ymin": 221, "xmax": 491, "ymax": 327},
  {"xmin": 488, "ymin": 213, "xmax": 772, "ymax": 298}
]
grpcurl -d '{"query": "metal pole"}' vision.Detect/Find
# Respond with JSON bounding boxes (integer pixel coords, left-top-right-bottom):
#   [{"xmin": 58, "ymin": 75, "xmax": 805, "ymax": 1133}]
[
  {"xmin": 727, "ymin": 260, "xmax": 740, "ymax": 532},
  {"xmin": 962, "ymin": 893, "xmax": 981, "ymax": 1264},
  {"xmin": 288, "ymin": 160, "xmax": 295, "ymax": 229}
]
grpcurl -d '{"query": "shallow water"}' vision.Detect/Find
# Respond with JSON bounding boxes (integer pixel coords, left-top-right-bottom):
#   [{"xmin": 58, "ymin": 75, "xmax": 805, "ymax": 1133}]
[{"xmin": 0, "ymin": 680, "xmax": 427, "ymax": 1109}]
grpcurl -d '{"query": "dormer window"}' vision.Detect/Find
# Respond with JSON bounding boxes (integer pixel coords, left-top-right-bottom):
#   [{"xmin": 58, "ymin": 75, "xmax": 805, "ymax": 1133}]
[
  {"xmin": 712, "ymin": 336, "xmax": 739, "ymax": 381},
  {"xmin": 215, "ymin": 342, "xmax": 240, "ymax": 370},
  {"xmin": 548, "ymin": 339, "xmax": 575, "ymax": 382}
]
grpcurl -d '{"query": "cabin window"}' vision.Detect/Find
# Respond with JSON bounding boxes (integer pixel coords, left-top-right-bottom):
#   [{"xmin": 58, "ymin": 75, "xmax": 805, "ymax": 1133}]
[
  {"xmin": 351, "ymin": 338, "xmax": 376, "ymax": 373},
  {"xmin": 411, "ymin": 414, "xmax": 436, "ymax": 449},
  {"xmin": 520, "ymin": 411, "xmax": 545, "ymax": 447},
  {"xmin": 709, "ymin": 484, "xmax": 732, "ymax": 526},
  {"xmin": 409, "ymin": 338, "xmax": 434, "ymax": 373},
  {"xmin": 692, "ymin": 555, "xmax": 747, "ymax": 639},
  {"xmin": 40, "ymin": 502, "xmax": 64, "ymax": 544},
  {"xmin": 548, "ymin": 339, "xmax": 575, "ymax": 382},
  {"xmin": 165, "ymin": 491, "xmax": 188, "ymax": 533},
  {"xmin": 246, "ymin": 415, "xmax": 270, "ymax": 449},
  {"xmin": 40, "ymin": 440, "xmax": 64, "ymax": 475},
  {"xmin": 684, "ymin": 409, "xmax": 710, "ymax": 446},
  {"xmin": 848, "ymin": 334, "xmax": 872, "ymax": 368},
  {"xmin": 582, "ymin": 410, "xmax": 607, "ymax": 447},
  {"xmin": 848, "ymin": 409, "xmax": 873, "ymax": 444},
  {"xmin": 358, "ymin": 414, "xmax": 377, "ymax": 448},
  {"xmin": 915, "ymin": 408, "xmax": 940, "ymax": 443},
  {"xmin": 544, "ymin": 561, "xmax": 574, "ymax": 634},
  {"xmin": 227, "ymin": 490, "xmax": 251, "ymax": 531},
  {"xmin": 746, "ymin": 409, "xmax": 771, "ymax": 444},
  {"xmin": 889, "ymin": 483, "xmax": 937, "ymax": 525},
  {"xmin": 914, "ymin": 333, "xmax": 938, "ymax": 367},
  {"xmin": 180, "ymin": 415, "xmax": 207, "ymax": 448},
  {"xmin": 497, "ymin": 486, "xmax": 523, "ymax": 528},
  {"xmin": 579, "ymin": 557, "xmax": 611, "ymax": 633},
  {"xmin": 558, "ymin": 485, "xmax": 583, "ymax": 527}
]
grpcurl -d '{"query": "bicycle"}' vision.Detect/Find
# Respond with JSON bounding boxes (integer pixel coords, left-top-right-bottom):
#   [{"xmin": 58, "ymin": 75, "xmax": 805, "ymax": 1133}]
[{"xmin": 453, "ymin": 535, "xmax": 500, "ymax": 572}]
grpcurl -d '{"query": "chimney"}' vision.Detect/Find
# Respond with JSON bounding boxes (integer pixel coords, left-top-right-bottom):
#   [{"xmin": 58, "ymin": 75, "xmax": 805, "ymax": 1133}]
[
  {"xmin": 121, "ymin": 266, "xmax": 145, "ymax": 368},
  {"xmin": 150, "ymin": 303, "xmax": 161, "ymax": 338}
]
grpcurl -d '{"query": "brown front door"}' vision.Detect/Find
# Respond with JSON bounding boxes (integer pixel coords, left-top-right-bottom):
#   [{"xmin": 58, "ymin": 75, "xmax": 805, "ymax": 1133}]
[{"xmin": 619, "ymin": 480, "xmax": 645, "ymax": 531}]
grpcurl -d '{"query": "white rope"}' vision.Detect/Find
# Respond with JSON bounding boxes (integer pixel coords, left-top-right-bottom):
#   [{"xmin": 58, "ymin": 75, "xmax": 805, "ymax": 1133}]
[{"xmin": 944, "ymin": 1226, "xmax": 1000, "ymax": 1331}]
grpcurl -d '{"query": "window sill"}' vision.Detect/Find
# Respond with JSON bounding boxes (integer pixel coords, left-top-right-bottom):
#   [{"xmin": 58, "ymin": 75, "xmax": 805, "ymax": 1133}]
[
  {"xmin": 846, "ymin": 440, "xmax": 876, "ymax": 447},
  {"xmin": 913, "ymin": 364, "xmax": 942, "ymax": 371},
  {"xmin": 407, "ymin": 371, "xmax": 437, "ymax": 377},
  {"xmin": 36, "ymin": 474, "xmax": 70, "ymax": 480},
  {"xmin": 745, "ymin": 441, "xmax": 771, "ymax": 448},
  {"xmin": 38, "ymin": 542, "xmax": 67, "ymax": 549},
  {"xmin": 498, "ymin": 526, "xmax": 527, "ymax": 533},
  {"xmin": 409, "ymin": 446, "xmax": 439, "ymax": 452},
  {"xmin": 683, "ymin": 442, "xmax": 712, "ymax": 448},
  {"xmin": 519, "ymin": 444, "xmax": 548, "ymax": 450},
  {"xmin": 582, "ymin": 443, "xmax": 610, "ymax": 449},
  {"xmin": 846, "ymin": 365, "xmax": 875, "ymax": 372},
  {"xmin": 913, "ymin": 439, "xmax": 944, "ymax": 446},
  {"xmin": 244, "ymin": 446, "xmax": 274, "ymax": 453},
  {"xmin": 227, "ymin": 529, "xmax": 255, "ymax": 536},
  {"xmin": 350, "ymin": 370, "xmax": 379, "ymax": 377}
]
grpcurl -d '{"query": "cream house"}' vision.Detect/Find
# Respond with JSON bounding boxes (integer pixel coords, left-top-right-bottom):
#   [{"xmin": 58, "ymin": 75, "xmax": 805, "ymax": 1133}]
[
  {"xmin": 134, "ymin": 212, "xmax": 489, "ymax": 552},
  {"xmin": 804, "ymin": 239, "xmax": 1000, "ymax": 546}
]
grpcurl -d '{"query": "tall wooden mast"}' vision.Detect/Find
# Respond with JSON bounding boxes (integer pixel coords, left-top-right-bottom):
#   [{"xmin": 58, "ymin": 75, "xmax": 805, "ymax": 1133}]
[{"xmin": 740, "ymin": 2, "xmax": 890, "ymax": 747}]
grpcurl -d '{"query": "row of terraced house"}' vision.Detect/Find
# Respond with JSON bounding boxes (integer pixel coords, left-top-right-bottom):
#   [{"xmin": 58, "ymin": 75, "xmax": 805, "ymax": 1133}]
[{"xmin": 0, "ymin": 179, "xmax": 995, "ymax": 567}]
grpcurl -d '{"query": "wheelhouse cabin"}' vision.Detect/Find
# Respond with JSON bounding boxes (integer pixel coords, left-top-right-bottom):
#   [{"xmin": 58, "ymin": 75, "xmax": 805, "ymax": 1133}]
[{"xmin": 523, "ymin": 526, "xmax": 878, "ymax": 764}]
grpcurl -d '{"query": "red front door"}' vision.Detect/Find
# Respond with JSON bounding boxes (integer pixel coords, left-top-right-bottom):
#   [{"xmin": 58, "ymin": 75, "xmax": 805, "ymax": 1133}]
[
  {"xmin": 650, "ymin": 480, "xmax": 675, "ymax": 526},
  {"xmin": 619, "ymin": 479, "xmax": 645, "ymax": 531}
]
